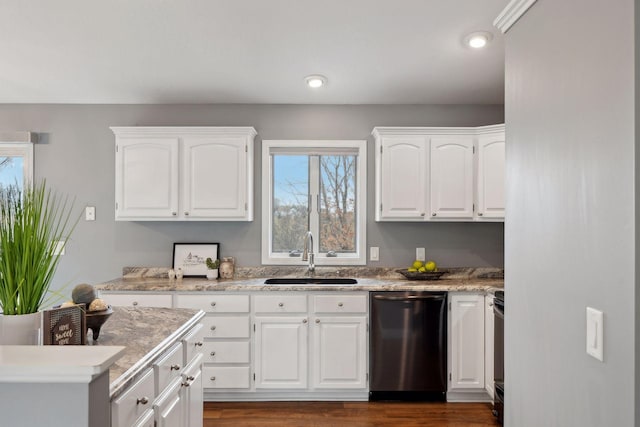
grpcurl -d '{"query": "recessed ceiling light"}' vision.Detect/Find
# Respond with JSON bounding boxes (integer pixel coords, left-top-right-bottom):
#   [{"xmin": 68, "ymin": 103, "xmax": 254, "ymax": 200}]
[
  {"xmin": 464, "ymin": 31, "xmax": 493, "ymax": 49},
  {"xmin": 305, "ymin": 75, "xmax": 327, "ymax": 89}
]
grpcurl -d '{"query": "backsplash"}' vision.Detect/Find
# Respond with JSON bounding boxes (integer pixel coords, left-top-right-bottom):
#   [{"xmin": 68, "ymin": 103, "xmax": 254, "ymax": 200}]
[{"xmin": 122, "ymin": 266, "xmax": 504, "ymax": 280}]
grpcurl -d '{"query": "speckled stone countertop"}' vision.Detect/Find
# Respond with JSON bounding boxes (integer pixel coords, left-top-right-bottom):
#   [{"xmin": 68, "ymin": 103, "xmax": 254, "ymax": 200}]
[
  {"xmin": 91, "ymin": 306, "xmax": 205, "ymax": 399},
  {"xmin": 95, "ymin": 266, "xmax": 503, "ymax": 293}
]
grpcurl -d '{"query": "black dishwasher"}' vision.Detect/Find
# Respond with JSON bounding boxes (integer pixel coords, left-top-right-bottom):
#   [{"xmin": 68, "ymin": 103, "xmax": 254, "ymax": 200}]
[{"xmin": 369, "ymin": 291, "xmax": 447, "ymax": 401}]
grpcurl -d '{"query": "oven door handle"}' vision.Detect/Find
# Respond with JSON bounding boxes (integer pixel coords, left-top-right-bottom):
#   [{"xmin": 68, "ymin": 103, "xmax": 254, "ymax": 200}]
[{"xmin": 373, "ymin": 295, "xmax": 445, "ymax": 301}]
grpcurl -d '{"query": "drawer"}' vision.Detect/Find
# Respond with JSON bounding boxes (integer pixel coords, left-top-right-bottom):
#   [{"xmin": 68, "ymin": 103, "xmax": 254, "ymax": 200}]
[
  {"xmin": 203, "ymin": 366, "xmax": 251, "ymax": 389},
  {"xmin": 313, "ymin": 294, "xmax": 367, "ymax": 313},
  {"xmin": 154, "ymin": 342, "xmax": 184, "ymax": 394},
  {"xmin": 182, "ymin": 323, "xmax": 205, "ymax": 364},
  {"xmin": 103, "ymin": 293, "xmax": 172, "ymax": 308},
  {"xmin": 254, "ymin": 294, "xmax": 307, "ymax": 313},
  {"xmin": 176, "ymin": 294, "xmax": 249, "ymax": 313},
  {"xmin": 203, "ymin": 341, "xmax": 250, "ymax": 364},
  {"xmin": 112, "ymin": 368, "xmax": 155, "ymax": 427},
  {"xmin": 202, "ymin": 316, "xmax": 250, "ymax": 338}
]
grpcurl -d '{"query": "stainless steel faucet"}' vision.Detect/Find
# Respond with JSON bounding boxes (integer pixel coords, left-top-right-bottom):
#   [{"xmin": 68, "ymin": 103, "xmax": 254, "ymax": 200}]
[{"xmin": 301, "ymin": 231, "xmax": 315, "ymax": 274}]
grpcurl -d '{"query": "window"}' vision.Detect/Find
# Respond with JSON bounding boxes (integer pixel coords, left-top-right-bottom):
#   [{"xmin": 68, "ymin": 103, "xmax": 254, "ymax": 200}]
[
  {"xmin": 0, "ymin": 141, "xmax": 34, "ymax": 191},
  {"xmin": 262, "ymin": 140, "xmax": 367, "ymax": 265}
]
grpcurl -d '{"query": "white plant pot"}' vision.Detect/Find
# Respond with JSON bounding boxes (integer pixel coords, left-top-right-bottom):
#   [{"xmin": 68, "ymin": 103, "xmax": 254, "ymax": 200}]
[
  {"xmin": 206, "ymin": 269, "xmax": 219, "ymax": 280},
  {"xmin": 0, "ymin": 311, "xmax": 42, "ymax": 345}
]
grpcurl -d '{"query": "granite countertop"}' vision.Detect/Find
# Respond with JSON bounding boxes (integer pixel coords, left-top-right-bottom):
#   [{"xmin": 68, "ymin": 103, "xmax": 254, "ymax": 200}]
[
  {"xmin": 94, "ymin": 277, "xmax": 504, "ymax": 293},
  {"xmin": 91, "ymin": 306, "xmax": 205, "ymax": 399}
]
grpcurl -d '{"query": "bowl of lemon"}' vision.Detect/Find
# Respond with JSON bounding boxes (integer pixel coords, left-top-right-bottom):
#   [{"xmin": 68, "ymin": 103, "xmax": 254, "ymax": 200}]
[{"xmin": 397, "ymin": 260, "xmax": 445, "ymax": 280}]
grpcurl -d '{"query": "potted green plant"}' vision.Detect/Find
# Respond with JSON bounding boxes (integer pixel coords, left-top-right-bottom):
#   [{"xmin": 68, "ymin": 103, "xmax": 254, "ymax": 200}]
[
  {"xmin": 0, "ymin": 180, "xmax": 78, "ymax": 344},
  {"xmin": 205, "ymin": 257, "xmax": 219, "ymax": 280}
]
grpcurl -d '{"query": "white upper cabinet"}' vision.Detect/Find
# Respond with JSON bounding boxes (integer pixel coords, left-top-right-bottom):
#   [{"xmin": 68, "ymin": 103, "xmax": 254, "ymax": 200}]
[
  {"xmin": 373, "ymin": 124, "xmax": 505, "ymax": 222},
  {"xmin": 476, "ymin": 128, "xmax": 506, "ymax": 219},
  {"xmin": 430, "ymin": 136, "xmax": 475, "ymax": 219},
  {"xmin": 374, "ymin": 133, "xmax": 428, "ymax": 220},
  {"xmin": 112, "ymin": 127, "xmax": 256, "ymax": 221}
]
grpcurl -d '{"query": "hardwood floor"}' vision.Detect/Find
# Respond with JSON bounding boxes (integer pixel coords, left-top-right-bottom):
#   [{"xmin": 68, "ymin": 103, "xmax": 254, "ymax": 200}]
[{"xmin": 204, "ymin": 401, "xmax": 499, "ymax": 426}]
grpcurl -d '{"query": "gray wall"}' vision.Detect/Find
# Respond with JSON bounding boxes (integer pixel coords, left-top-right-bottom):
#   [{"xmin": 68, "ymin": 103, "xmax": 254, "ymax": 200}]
[
  {"xmin": 0, "ymin": 104, "xmax": 504, "ymax": 295},
  {"xmin": 505, "ymin": 1, "xmax": 635, "ymax": 426}
]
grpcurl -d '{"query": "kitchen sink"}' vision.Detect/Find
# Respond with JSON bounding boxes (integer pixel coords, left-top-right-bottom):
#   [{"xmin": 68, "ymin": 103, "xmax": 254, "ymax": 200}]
[{"xmin": 264, "ymin": 278, "xmax": 358, "ymax": 285}]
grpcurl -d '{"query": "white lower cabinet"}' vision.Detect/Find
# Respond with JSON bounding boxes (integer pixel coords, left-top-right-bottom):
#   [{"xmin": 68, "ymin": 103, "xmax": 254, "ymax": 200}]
[
  {"xmin": 110, "ymin": 321, "xmax": 204, "ymax": 427},
  {"xmin": 447, "ymin": 292, "xmax": 490, "ymax": 402},
  {"xmin": 484, "ymin": 294, "xmax": 495, "ymax": 400},
  {"xmin": 254, "ymin": 316, "xmax": 309, "ymax": 389}
]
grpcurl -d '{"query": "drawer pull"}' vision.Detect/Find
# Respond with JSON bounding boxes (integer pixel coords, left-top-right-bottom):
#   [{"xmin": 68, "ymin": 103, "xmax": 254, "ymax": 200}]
[
  {"xmin": 315, "ymin": 319, "xmax": 320, "ymax": 324},
  {"xmin": 210, "ymin": 302, "xmax": 216, "ymax": 307},
  {"xmin": 132, "ymin": 301, "xmax": 138, "ymax": 306},
  {"xmin": 278, "ymin": 302, "xmax": 284, "ymax": 307},
  {"xmin": 172, "ymin": 212, "xmax": 177, "ymax": 216},
  {"xmin": 195, "ymin": 342, "xmax": 203, "ymax": 347},
  {"xmin": 182, "ymin": 381, "xmax": 190, "ymax": 387},
  {"xmin": 170, "ymin": 364, "xmax": 181, "ymax": 371},
  {"xmin": 210, "ymin": 376, "xmax": 216, "ymax": 381},
  {"xmin": 210, "ymin": 326, "xmax": 216, "ymax": 331},
  {"xmin": 185, "ymin": 211, "xmax": 189, "ymax": 216},
  {"xmin": 136, "ymin": 397, "xmax": 149, "ymax": 405},
  {"xmin": 338, "ymin": 302, "xmax": 344, "ymax": 307},
  {"xmin": 186, "ymin": 375, "xmax": 195, "ymax": 381},
  {"xmin": 210, "ymin": 351, "xmax": 216, "ymax": 356},
  {"xmin": 302, "ymin": 319, "xmax": 307, "ymax": 324}
]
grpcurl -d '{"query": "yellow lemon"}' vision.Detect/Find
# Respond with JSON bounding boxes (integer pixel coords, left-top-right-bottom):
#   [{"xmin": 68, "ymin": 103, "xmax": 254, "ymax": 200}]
[
  {"xmin": 425, "ymin": 261, "xmax": 437, "ymax": 272},
  {"xmin": 412, "ymin": 260, "xmax": 424, "ymax": 269},
  {"xmin": 418, "ymin": 266, "xmax": 427, "ymax": 273}
]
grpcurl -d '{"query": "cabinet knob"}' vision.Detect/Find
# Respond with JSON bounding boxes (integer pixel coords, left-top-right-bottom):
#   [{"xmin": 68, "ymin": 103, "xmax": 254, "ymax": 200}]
[
  {"xmin": 478, "ymin": 212, "xmax": 484, "ymax": 217},
  {"xmin": 210, "ymin": 326, "xmax": 216, "ymax": 331},
  {"xmin": 421, "ymin": 213, "xmax": 425, "ymax": 217},
  {"xmin": 210, "ymin": 302, "xmax": 216, "ymax": 307},
  {"xmin": 195, "ymin": 342, "xmax": 203, "ymax": 347},
  {"xmin": 315, "ymin": 319, "xmax": 320, "ymax": 324},
  {"xmin": 210, "ymin": 351, "xmax": 216, "ymax": 356},
  {"xmin": 278, "ymin": 302, "xmax": 284, "ymax": 307},
  {"xmin": 432, "ymin": 213, "xmax": 437, "ymax": 217},
  {"xmin": 132, "ymin": 301, "xmax": 138, "ymax": 306},
  {"xmin": 185, "ymin": 211, "xmax": 189, "ymax": 216},
  {"xmin": 338, "ymin": 302, "xmax": 343, "ymax": 307},
  {"xmin": 302, "ymin": 319, "xmax": 307, "ymax": 324},
  {"xmin": 170, "ymin": 364, "xmax": 181, "ymax": 371},
  {"xmin": 172, "ymin": 212, "xmax": 177, "ymax": 216},
  {"xmin": 210, "ymin": 376, "xmax": 216, "ymax": 381},
  {"xmin": 136, "ymin": 397, "xmax": 149, "ymax": 405},
  {"xmin": 182, "ymin": 381, "xmax": 191, "ymax": 387},
  {"xmin": 186, "ymin": 375, "xmax": 195, "ymax": 381}
]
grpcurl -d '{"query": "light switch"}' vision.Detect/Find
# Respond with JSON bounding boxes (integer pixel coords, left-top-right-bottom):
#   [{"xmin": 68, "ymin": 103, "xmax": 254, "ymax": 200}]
[
  {"xmin": 416, "ymin": 247, "xmax": 425, "ymax": 261},
  {"xmin": 53, "ymin": 240, "xmax": 65, "ymax": 256},
  {"xmin": 370, "ymin": 247, "xmax": 379, "ymax": 261},
  {"xmin": 586, "ymin": 307, "xmax": 604, "ymax": 362},
  {"xmin": 85, "ymin": 206, "xmax": 96, "ymax": 221}
]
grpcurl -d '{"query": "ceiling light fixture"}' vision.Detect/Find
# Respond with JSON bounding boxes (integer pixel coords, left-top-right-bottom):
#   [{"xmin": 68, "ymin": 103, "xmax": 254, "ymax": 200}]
[
  {"xmin": 464, "ymin": 31, "xmax": 493, "ymax": 49},
  {"xmin": 305, "ymin": 75, "xmax": 327, "ymax": 89}
]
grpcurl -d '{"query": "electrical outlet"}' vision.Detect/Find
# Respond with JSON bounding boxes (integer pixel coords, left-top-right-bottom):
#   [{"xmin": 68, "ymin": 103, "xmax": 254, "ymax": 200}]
[
  {"xmin": 53, "ymin": 240, "xmax": 66, "ymax": 256},
  {"xmin": 416, "ymin": 247, "xmax": 425, "ymax": 261},
  {"xmin": 370, "ymin": 247, "xmax": 380, "ymax": 261},
  {"xmin": 85, "ymin": 206, "xmax": 96, "ymax": 221}
]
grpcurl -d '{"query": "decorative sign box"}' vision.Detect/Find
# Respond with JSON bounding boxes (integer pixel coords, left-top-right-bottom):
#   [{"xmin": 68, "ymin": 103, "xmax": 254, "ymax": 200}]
[{"xmin": 42, "ymin": 305, "xmax": 86, "ymax": 345}]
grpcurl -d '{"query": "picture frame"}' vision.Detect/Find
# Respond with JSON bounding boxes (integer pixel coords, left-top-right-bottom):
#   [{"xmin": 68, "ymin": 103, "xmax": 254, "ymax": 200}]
[{"xmin": 172, "ymin": 243, "xmax": 220, "ymax": 277}]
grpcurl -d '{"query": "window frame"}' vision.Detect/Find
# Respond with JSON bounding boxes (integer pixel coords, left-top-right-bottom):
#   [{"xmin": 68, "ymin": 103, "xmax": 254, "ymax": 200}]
[
  {"xmin": 0, "ymin": 141, "xmax": 34, "ymax": 188},
  {"xmin": 261, "ymin": 140, "xmax": 367, "ymax": 266}
]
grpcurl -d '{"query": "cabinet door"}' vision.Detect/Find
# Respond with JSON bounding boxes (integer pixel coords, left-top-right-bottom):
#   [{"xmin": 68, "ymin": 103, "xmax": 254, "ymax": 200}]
[
  {"xmin": 115, "ymin": 138, "xmax": 179, "ymax": 219},
  {"xmin": 181, "ymin": 356, "xmax": 203, "ymax": 427},
  {"xmin": 312, "ymin": 316, "xmax": 367, "ymax": 389},
  {"xmin": 430, "ymin": 137, "xmax": 474, "ymax": 219},
  {"xmin": 154, "ymin": 379, "xmax": 184, "ymax": 427},
  {"xmin": 377, "ymin": 136, "xmax": 428, "ymax": 220},
  {"xmin": 449, "ymin": 293, "xmax": 485, "ymax": 390},
  {"xmin": 254, "ymin": 317, "xmax": 308, "ymax": 389},
  {"xmin": 477, "ymin": 132, "xmax": 505, "ymax": 219},
  {"xmin": 182, "ymin": 136, "xmax": 250, "ymax": 220},
  {"xmin": 484, "ymin": 295, "xmax": 495, "ymax": 399}
]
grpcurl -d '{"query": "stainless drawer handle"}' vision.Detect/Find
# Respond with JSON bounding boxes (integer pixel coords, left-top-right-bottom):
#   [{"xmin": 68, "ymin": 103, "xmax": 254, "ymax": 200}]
[
  {"xmin": 432, "ymin": 213, "xmax": 437, "ymax": 217},
  {"xmin": 302, "ymin": 319, "xmax": 307, "ymax": 323},
  {"xmin": 170, "ymin": 364, "xmax": 181, "ymax": 371},
  {"xmin": 210, "ymin": 351, "xmax": 216, "ymax": 356},
  {"xmin": 478, "ymin": 212, "xmax": 484, "ymax": 216},
  {"xmin": 195, "ymin": 342, "xmax": 203, "ymax": 347},
  {"xmin": 210, "ymin": 376, "xmax": 216, "ymax": 381},
  {"xmin": 136, "ymin": 397, "xmax": 149, "ymax": 405},
  {"xmin": 211, "ymin": 302, "xmax": 216, "ymax": 307},
  {"xmin": 278, "ymin": 302, "xmax": 284, "ymax": 307},
  {"xmin": 338, "ymin": 302, "xmax": 343, "ymax": 307},
  {"xmin": 132, "ymin": 301, "xmax": 138, "ymax": 306},
  {"xmin": 210, "ymin": 326, "xmax": 216, "ymax": 331},
  {"xmin": 315, "ymin": 319, "xmax": 320, "ymax": 324}
]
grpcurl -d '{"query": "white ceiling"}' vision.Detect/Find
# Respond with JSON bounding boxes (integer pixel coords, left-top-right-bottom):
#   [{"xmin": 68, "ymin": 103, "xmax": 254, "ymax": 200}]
[{"xmin": 0, "ymin": 0, "xmax": 508, "ymax": 105}]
